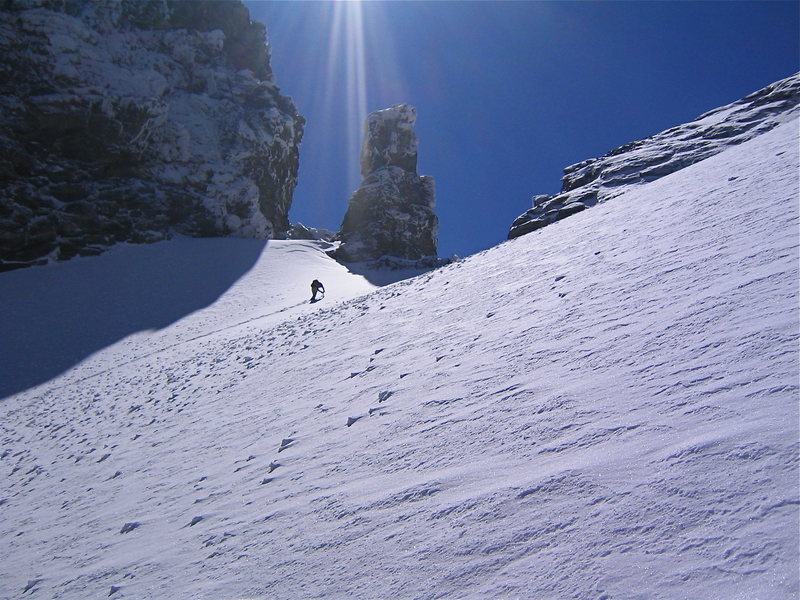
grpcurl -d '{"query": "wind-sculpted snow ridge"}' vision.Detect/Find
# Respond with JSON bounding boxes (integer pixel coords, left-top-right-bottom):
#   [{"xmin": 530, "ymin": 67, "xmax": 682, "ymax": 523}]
[
  {"xmin": 509, "ymin": 72, "xmax": 800, "ymax": 239},
  {"xmin": 0, "ymin": 118, "xmax": 798, "ymax": 599}
]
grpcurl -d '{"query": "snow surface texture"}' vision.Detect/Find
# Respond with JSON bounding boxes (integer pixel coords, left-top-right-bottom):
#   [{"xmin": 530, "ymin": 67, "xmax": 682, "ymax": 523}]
[
  {"xmin": 509, "ymin": 72, "xmax": 800, "ymax": 239},
  {"xmin": 1, "ymin": 119, "xmax": 798, "ymax": 598}
]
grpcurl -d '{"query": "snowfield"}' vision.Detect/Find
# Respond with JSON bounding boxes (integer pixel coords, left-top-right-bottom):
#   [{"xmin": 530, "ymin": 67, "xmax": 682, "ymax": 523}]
[
  {"xmin": 0, "ymin": 237, "xmax": 383, "ymax": 400},
  {"xmin": 1, "ymin": 118, "xmax": 798, "ymax": 599}
]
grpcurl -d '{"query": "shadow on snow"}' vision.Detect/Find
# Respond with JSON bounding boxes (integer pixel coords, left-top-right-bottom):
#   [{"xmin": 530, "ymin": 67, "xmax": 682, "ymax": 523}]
[{"xmin": 0, "ymin": 238, "xmax": 266, "ymax": 399}]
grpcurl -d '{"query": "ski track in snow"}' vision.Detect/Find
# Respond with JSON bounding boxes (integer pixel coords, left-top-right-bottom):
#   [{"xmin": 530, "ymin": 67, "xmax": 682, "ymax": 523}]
[{"xmin": 1, "ymin": 120, "xmax": 798, "ymax": 599}]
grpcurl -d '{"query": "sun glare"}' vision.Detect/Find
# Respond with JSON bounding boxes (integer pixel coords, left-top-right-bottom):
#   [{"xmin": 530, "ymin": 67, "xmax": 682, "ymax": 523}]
[
  {"xmin": 324, "ymin": 1, "xmax": 368, "ymax": 190},
  {"xmin": 262, "ymin": 0, "xmax": 407, "ymax": 210}
]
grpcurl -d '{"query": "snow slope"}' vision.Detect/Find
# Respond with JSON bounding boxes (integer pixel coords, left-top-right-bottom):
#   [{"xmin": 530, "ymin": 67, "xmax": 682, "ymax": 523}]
[
  {"xmin": 509, "ymin": 73, "xmax": 799, "ymax": 240},
  {"xmin": 0, "ymin": 238, "xmax": 381, "ymax": 399},
  {"xmin": 1, "ymin": 118, "xmax": 798, "ymax": 599}
]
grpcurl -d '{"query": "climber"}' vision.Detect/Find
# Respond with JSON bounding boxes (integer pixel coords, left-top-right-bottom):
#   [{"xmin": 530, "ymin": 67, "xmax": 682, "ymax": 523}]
[{"xmin": 310, "ymin": 279, "xmax": 325, "ymax": 302}]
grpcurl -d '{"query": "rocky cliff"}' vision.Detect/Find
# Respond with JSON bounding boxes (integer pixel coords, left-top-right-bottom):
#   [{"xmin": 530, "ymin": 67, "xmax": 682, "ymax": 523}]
[
  {"xmin": 509, "ymin": 73, "xmax": 800, "ymax": 239},
  {"xmin": 0, "ymin": 0, "xmax": 304, "ymax": 271},
  {"xmin": 335, "ymin": 104, "xmax": 438, "ymax": 263}
]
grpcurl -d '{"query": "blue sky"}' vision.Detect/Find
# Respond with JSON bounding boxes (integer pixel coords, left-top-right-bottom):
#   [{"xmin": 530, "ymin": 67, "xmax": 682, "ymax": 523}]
[{"xmin": 245, "ymin": 1, "xmax": 799, "ymax": 258}]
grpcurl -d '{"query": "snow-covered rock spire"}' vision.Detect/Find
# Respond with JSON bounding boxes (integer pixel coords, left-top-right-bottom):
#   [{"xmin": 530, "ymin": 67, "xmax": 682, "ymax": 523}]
[{"xmin": 335, "ymin": 104, "xmax": 439, "ymax": 263}]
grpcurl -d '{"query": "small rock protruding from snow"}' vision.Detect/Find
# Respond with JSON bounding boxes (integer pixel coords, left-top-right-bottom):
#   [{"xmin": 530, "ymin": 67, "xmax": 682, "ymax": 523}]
[
  {"xmin": 346, "ymin": 416, "xmax": 363, "ymax": 427},
  {"xmin": 285, "ymin": 223, "xmax": 336, "ymax": 241},
  {"xmin": 278, "ymin": 438, "xmax": 294, "ymax": 452},
  {"xmin": 120, "ymin": 521, "xmax": 140, "ymax": 534}
]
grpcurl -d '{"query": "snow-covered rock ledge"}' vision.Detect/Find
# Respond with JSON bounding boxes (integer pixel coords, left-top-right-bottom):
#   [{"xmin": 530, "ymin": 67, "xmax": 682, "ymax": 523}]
[
  {"xmin": 509, "ymin": 72, "xmax": 800, "ymax": 239},
  {"xmin": 0, "ymin": 0, "xmax": 304, "ymax": 271}
]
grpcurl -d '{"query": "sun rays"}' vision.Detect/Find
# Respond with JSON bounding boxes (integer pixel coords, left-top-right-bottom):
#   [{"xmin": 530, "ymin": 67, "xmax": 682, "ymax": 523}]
[
  {"xmin": 325, "ymin": 0, "xmax": 369, "ymax": 188},
  {"xmin": 247, "ymin": 1, "xmax": 411, "ymax": 223}
]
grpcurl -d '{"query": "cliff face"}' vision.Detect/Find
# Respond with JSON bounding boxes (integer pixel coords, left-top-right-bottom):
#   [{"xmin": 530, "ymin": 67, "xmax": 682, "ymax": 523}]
[
  {"xmin": 336, "ymin": 104, "xmax": 438, "ymax": 263},
  {"xmin": 0, "ymin": 0, "xmax": 304, "ymax": 271},
  {"xmin": 509, "ymin": 73, "xmax": 800, "ymax": 240}
]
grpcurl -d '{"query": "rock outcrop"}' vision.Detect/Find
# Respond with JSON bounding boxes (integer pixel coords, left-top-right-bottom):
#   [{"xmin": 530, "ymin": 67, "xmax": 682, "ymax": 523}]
[
  {"xmin": 0, "ymin": 0, "xmax": 304, "ymax": 271},
  {"xmin": 335, "ymin": 104, "xmax": 438, "ymax": 263},
  {"xmin": 509, "ymin": 73, "xmax": 800, "ymax": 239},
  {"xmin": 285, "ymin": 222, "xmax": 335, "ymax": 242}
]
